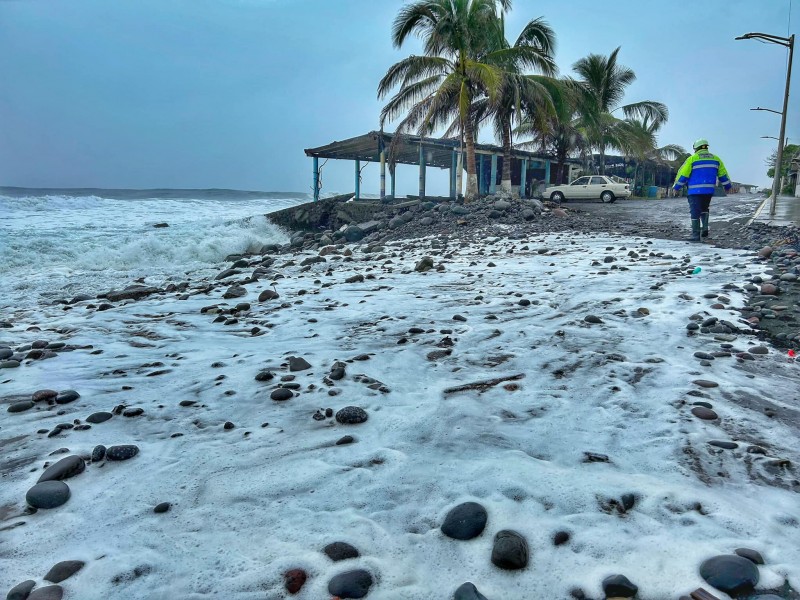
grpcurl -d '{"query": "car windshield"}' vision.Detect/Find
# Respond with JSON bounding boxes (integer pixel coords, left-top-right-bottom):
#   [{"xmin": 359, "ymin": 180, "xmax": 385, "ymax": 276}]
[{"xmin": 571, "ymin": 177, "xmax": 589, "ymax": 185}]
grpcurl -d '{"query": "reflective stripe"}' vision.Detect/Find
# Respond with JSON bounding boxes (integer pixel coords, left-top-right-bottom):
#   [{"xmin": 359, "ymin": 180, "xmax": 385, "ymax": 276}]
[
  {"xmin": 688, "ymin": 184, "xmax": 715, "ymax": 190},
  {"xmin": 692, "ymin": 164, "xmax": 719, "ymax": 169}
]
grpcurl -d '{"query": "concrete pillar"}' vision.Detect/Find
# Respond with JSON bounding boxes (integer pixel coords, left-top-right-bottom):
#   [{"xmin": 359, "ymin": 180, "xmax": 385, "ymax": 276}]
[
  {"xmin": 478, "ymin": 154, "xmax": 485, "ymax": 194},
  {"xmin": 520, "ymin": 159, "xmax": 527, "ymax": 198},
  {"xmin": 390, "ymin": 166, "xmax": 396, "ymax": 199},
  {"xmin": 355, "ymin": 159, "xmax": 361, "ymax": 200},
  {"xmin": 450, "ymin": 151, "xmax": 457, "ymax": 199},
  {"xmin": 490, "ymin": 154, "xmax": 497, "ymax": 194},
  {"xmin": 544, "ymin": 160, "xmax": 551, "ymax": 185},
  {"xmin": 380, "ymin": 151, "xmax": 386, "ymax": 201},
  {"xmin": 419, "ymin": 144, "xmax": 426, "ymax": 200},
  {"xmin": 312, "ymin": 156, "xmax": 319, "ymax": 202}
]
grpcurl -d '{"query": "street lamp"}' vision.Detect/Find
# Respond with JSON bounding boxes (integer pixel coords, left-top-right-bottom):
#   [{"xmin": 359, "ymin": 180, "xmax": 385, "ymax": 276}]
[{"xmin": 737, "ymin": 31, "xmax": 795, "ymax": 216}]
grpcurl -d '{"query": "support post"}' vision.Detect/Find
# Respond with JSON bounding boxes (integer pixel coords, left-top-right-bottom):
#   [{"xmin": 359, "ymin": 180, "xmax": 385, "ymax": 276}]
[
  {"xmin": 450, "ymin": 151, "xmax": 457, "ymax": 199},
  {"xmin": 520, "ymin": 159, "xmax": 527, "ymax": 198},
  {"xmin": 478, "ymin": 154, "xmax": 485, "ymax": 195},
  {"xmin": 312, "ymin": 156, "xmax": 319, "ymax": 202},
  {"xmin": 419, "ymin": 144, "xmax": 426, "ymax": 200},
  {"xmin": 355, "ymin": 159, "xmax": 361, "ymax": 200},
  {"xmin": 545, "ymin": 160, "xmax": 551, "ymax": 185},
  {"xmin": 771, "ymin": 34, "xmax": 794, "ymax": 216},
  {"xmin": 391, "ymin": 166, "xmax": 396, "ymax": 199},
  {"xmin": 380, "ymin": 151, "xmax": 386, "ymax": 201},
  {"xmin": 490, "ymin": 154, "xmax": 497, "ymax": 194}
]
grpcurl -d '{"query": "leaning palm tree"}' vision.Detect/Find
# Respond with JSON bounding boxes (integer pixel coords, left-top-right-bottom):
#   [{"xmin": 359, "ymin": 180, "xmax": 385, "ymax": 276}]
[
  {"xmin": 572, "ymin": 47, "xmax": 668, "ymax": 174},
  {"xmin": 622, "ymin": 115, "xmax": 686, "ymax": 190},
  {"xmin": 377, "ymin": 0, "xmax": 511, "ymax": 201}
]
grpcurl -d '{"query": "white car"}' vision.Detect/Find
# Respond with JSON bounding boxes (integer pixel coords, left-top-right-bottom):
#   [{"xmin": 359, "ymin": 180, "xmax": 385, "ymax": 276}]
[{"xmin": 544, "ymin": 175, "xmax": 631, "ymax": 203}]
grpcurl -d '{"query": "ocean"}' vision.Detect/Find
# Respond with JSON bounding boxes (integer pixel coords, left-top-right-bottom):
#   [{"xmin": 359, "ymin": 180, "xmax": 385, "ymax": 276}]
[{"xmin": 0, "ymin": 188, "xmax": 309, "ymax": 310}]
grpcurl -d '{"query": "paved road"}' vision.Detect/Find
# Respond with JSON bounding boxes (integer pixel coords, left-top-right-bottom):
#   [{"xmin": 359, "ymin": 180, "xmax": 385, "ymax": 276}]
[{"xmin": 555, "ymin": 194, "xmax": 763, "ymax": 228}]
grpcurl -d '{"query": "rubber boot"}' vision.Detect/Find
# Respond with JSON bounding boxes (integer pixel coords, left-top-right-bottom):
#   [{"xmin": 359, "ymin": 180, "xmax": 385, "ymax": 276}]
[
  {"xmin": 700, "ymin": 212, "xmax": 709, "ymax": 238},
  {"xmin": 687, "ymin": 219, "xmax": 701, "ymax": 242}
]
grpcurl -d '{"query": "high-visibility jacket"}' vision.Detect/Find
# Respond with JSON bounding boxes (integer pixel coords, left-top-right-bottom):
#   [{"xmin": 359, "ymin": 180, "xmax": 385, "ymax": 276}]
[{"xmin": 673, "ymin": 149, "xmax": 732, "ymax": 195}]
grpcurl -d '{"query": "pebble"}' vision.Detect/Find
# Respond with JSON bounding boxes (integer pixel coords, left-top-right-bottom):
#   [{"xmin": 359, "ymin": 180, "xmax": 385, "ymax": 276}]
[
  {"xmin": 154, "ymin": 502, "xmax": 171, "ymax": 513},
  {"xmin": 335, "ymin": 406, "xmax": 368, "ymax": 424},
  {"xmin": 86, "ymin": 412, "xmax": 113, "ymax": 424},
  {"xmin": 5, "ymin": 580, "xmax": 35, "ymax": 600},
  {"xmin": 748, "ymin": 346, "xmax": 769, "ymax": 355},
  {"xmin": 26, "ymin": 481, "xmax": 71, "ymax": 509},
  {"xmin": 691, "ymin": 406, "xmax": 719, "ymax": 420},
  {"xmin": 8, "ymin": 400, "xmax": 35, "ymax": 413},
  {"xmin": 553, "ymin": 531, "xmax": 570, "ymax": 546},
  {"xmin": 106, "ymin": 445, "xmax": 140, "ymax": 461},
  {"xmin": 327, "ymin": 569, "xmax": 373, "ymax": 599},
  {"xmin": 454, "ymin": 582, "xmax": 489, "ymax": 600},
  {"xmin": 734, "ymin": 547, "xmax": 765, "ymax": 564},
  {"xmin": 490, "ymin": 530, "xmax": 528, "ymax": 570},
  {"xmin": 708, "ymin": 440, "xmax": 738, "ymax": 450},
  {"xmin": 692, "ymin": 379, "xmax": 719, "ymax": 388},
  {"xmin": 288, "ymin": 356, "xmax": 312, "ymax": 371},
  {"xmin": 584, "ymin": 315, "xmax": 603, "ymax": 324},
  {"xmin": 0, "ymin": 360, "xmax": 20, "ymax": 368},
  {"xmin": 27, "ymin": 586, "xmax": 64, "ymax": 600},
  {"xmin": 336, "ymin": 435, "xmax": 355, "ymax": 445},
  {"xmin": 55, "ymin": 390, "xmax": 80, "ymax": 404},
  {"xmin": 323, "ymin": 541, "xmax": 360, "ymax": 561},
  {"xmin": 602, "ymin": 574, "xmax": 638, "ymax": 598},
  {"xmin": 441, "ymin": 502, "xmax": 488, "ymax": 540},
  {"xmin": 44, "ymin": 560, "xmax": 85, "ymax": 583},
  {"xmin": 37, "ymin": 455, "xmax": 86, "ymax": 483},
  {"xmin": 92, "ymin": 445, "xmax": 106, "ymax": 462},
  {"xmin": 699, "ymin": 554, "xmax": 759, "ymax": 594},
  {"xmin": 258, "ymin": 289, "xmax": 279, "ymax": 302},
  {"xmin": 284, "ymin": 568, "xmax": 307, "ymax": 594},
  {"xmin": 270, "ymin": 388, "xmax": 293, "ymax": 401},
  {"xmin": 255, "ymin": 370, "xmax": 275, "ymax": 382}
]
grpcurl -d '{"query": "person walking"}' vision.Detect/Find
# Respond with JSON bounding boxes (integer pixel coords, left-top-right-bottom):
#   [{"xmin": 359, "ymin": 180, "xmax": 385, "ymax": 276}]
[{"xmin": 672, "ymin": 139, "xmax": 732, "ymax": 242}]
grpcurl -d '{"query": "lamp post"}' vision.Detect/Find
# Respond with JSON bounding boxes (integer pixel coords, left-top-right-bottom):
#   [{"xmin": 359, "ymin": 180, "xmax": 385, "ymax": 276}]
[{"xmin": 737, "ymin": 32, "xmax": 795, "ymax": 216}]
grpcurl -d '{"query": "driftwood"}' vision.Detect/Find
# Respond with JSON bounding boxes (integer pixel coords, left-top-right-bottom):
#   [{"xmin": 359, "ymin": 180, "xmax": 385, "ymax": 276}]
[
  {"xmin": 690, "ymin": 589, "xmax": 721, "ymax": 600},
  {"xmin": 443, "ymin": 373, "xmax": 525, "ymax": 395}
]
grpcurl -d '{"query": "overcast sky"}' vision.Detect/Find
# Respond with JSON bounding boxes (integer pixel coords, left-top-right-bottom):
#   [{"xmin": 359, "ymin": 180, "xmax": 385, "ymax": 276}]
[{"xmin": 0, "ymin": 0, "xmax": 797, "ymax": 196}]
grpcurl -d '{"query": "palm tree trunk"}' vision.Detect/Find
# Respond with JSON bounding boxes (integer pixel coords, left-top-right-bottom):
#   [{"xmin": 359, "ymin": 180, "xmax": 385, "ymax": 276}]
[
  {"xmin": 464, "ymin": 116, "xmax": 478, "ymax": 202},
  {"xmin": 500, "ymin": 118, "xmax": 512, "ymax": 193},
  {"xmin": 599, "ymin": 146, "xmax": 606, "ymax": 175}
]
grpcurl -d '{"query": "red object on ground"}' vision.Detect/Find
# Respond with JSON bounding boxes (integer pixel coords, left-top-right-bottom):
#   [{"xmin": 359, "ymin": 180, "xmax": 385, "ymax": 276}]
[{"xmin": 789, "ymin": 349, "xmax": 796, "ymax": 358}]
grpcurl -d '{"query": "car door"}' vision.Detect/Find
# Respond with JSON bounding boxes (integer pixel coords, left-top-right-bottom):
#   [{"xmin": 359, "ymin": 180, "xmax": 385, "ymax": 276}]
[
  {"xmin": 569, "ymin": 177, "xmax": 591, "ymax": 199},
  {"xmin": 590, "ymin": 176, "xmax": 608, "ymax": 199}
]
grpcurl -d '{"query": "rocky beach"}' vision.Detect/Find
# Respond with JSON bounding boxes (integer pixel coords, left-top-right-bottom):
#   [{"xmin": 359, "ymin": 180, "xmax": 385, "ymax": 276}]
[{"xmin": 2, "ymin": 192, "xmax": 800, "ymax": 600}]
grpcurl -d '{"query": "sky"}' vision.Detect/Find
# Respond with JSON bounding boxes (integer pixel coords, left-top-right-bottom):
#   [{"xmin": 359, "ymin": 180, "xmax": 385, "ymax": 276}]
[{"xmin": 0, "ymin": 0, "xmax": 798, "ymax": 196}]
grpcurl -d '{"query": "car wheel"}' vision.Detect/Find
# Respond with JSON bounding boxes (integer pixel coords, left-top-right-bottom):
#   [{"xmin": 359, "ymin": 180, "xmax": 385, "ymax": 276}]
[
  {"xmin": 550, "ymin": 191, "xmax": 564, "ymax": 203},
  {"xmin": 601, "ymin": 191, "xmax": 615, "ymax": 203}
]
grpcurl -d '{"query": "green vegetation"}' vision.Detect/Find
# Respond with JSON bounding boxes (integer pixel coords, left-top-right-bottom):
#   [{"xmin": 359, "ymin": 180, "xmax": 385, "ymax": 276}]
[
  {"xmin": 378, "ymin": 0, "xmax": 687, "ymax": 197},
  {"xmin": 766, "ymin": 144, "xmax": 799, "ymax": 195}
]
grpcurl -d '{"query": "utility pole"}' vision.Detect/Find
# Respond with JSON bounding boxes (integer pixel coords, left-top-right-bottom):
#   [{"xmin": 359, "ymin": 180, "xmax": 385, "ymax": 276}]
[{"xmin": 737, "ymin": 32, "xmax": 795, "ymax": 216}]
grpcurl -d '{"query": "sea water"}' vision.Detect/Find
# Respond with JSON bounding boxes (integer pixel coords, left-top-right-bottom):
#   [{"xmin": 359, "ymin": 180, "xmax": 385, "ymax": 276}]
[{"xmin": 0, "ymin": 189, "xmax": 307, "ymax": 310}]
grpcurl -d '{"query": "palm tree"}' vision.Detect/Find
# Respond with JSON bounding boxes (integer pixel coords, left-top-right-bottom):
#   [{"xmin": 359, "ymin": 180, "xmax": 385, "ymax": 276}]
[
  {"xmin": 572, "ymin": 47, "xmax": 668, "ymax": 175},
  {"xmin": 377, "ymin": 0, "xmax": 511, "ymax": 202},
  {"xmin": 622, "ymin": 116, "xmax": 686, "ymax": 191}
]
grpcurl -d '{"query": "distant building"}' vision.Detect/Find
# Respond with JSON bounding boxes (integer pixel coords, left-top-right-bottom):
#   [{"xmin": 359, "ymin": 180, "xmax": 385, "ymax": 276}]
[{"xmin": 790, "ymin": 151, "xmax": 800, "ymax": 197}]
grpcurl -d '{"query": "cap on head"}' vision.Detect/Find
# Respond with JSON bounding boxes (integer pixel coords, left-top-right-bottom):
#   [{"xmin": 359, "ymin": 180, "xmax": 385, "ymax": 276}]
[{"xmin": 693, "ymin": 138, "xmax": 709, "ymax": 150}]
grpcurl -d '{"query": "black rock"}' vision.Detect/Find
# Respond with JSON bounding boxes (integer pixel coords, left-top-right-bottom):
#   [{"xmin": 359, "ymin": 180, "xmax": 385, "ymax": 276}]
[
  {"xmin": 91, "ymin": 445, "xmax": 106, "ymax": 462},
  {"xmin": 122, "ymin": 407, "xmax": 144, "ymax": 417},
  {"xmin": 454, "ymin": 582, "xmax": 489, "ymax": 600},
  {"xmin": 553, "ymin": 531, "xmax": 570, "ymax": 546},
  {"xmin": 37, "ymin": 455, "xmax": 86, "ymax": 483},
  {"xmin": 621, "ymin": 493, "xmax": 636, "ymax": 511},
  {"xmin": 8, "ymin": 400, "xmax": 35, "ymax": 413},
  {"xmin": 6, "ymin": 580, "xmax": 35, "ymax": 600},
  {"xmin": 699, "ymin": 554, "xmax": 759, "ymax": 594},
  {"xmin": 335, "ymin": 406, "xmax": 368, "ymax": 424},
  {"xmin": 86, "ymin": 411, "xmax": 113, "ymax": 424},
  {"xmin": 327, "ymin": 569, "xmax": 373, "ymax": 599},
  {"xmin": 329, "ymin": 362, "xmax": 346, "ymax": 380},
  {"xmin": 106, "ymin": 445, "xmax": 139, "ymax": 461},
  {"xmin": 691, "ymin": 406, "xmax": 719, "ymax": 420},
  {"xmin": 602, "ymin": 574, "xmax": 638, "ymax": 598},
  {"xmin": 324, "ymin": 541, "xmax": 360, "ymax": 561},
  {"xmin": 223, "ymin": 421, "xmax": 234, "ymax": 430},
  {"xmin": 154, "ymin": 502, "xmax": 171, "ymax": 514},
  {"xmin": 44, "ymin": 560, "xmax": 85, "ymax": 583},
  {"xmin": 336, "ymin": 435, "xmax": 355, "ymax": 445},
  {"xmin": 708, "ymin": 440, "xmax": 738, "ymax": 450},
  {"xmin": 255, "ymin": 369, "xmax": 275, "ymax": 382},
  {"xmin": 55, "ymin": 390, "xmax": 80, "ymax": 405},
  {"xmin": 271, "ymin": 388, "xmax": 293, "ymax": 401},
  {"xmin": 441, "ymin": 502, "xmax": 488, "ymax": 540},
  {"xmin": 734, "ymin": 547, "xmax": 765, "ymax": 565},
  {"xmin": 26, "ymin": 481, "xmax": 71, "ymax": 509},
  {"xmin": 584, "ymin": 315, "xmax": 603, "ymax": 324},
  {"xmin": 490, "ymin": 530, "xmax": 528, "ymax": 570},
  {"xmin": 27, "ymin": 586, "xmax": 64, "ymax": 600},
  {"xmin": 288, "ymin": 356, "xmax": 312, "ymax": 371}
]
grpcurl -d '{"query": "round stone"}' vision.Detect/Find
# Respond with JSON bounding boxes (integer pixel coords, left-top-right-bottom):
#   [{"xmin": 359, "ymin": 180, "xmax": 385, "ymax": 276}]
[
  {"xmin": 441, "ymin": 502, "xmax": 487, "ymax": 540},
  {"xmin": 699, "ymin": 554, "xmax": 759, "ymax": 594},
  {"xmin": 154, "ymin": 502, "xmax": 171, "ymax": 513},
  {"xmin": 6, "ymin": 580, "xmax": 35, "ymax": 600},
  {"xmin": 8, "ymin": 400, "xmax": 35, "ymax": 413},
  {"xmin": 734, "ymin": 547, "xmax": 765, "ymax": 565},
  {"xmin": 86, "ymin": 412, "xmax": 113, "ymax": 424},
  {"xmin": 324, "ymin": 541, "xmax": 360, "ymax": 561},
  {"xmin": 335, "ymin": 406, "xmax": 368, "ymax": 425},
  {"xmin": 270, "ymin": 388, "xmax": 293, "ymax": 401},
  {"xmin": 692, "ymin": 406, "xmax": 719, "ymax": 420},
  {"xmin": 288, "ymin": 356, "xmax": 312, "ymax": 371},
  {"xmin": 91, "ymin": 445, "xmax": 106, "ymax": 462},
  {"xmin": 708, "ymin": 440, "xmax": 738, "ymax": 450},
  {"xmin": 26, "ymin": 481, "xmax": 71, "ymax": 509},
  {"xmin": 38, "ymin": 455, "xmax": 86, "ymax": 483},
  {"xmin": 55, "ymin": 390, "xmax": 80, "ymax": 404},
  {"xmin": 454, "ymin": 582, "xmax": 489, "ymax": 600},
  {"xmin": 491, "ymin": 529, "xmax": 528, "ymax": 570},
  {"xmin": 28, "ymin": 586, "xmax": 64, "ymax": 600},
  {"xmin": 32, "ymin": 389, "xmax": 58, "ymax": 402},
  {"xmin": 553, "ymin": 531, "xmax": 570, "ymax": 546},
  {"xmin": 284, "ymin": 568, "xmax": 307, "ymax": 594},
  {"xmin": 106, "ymin": 445, "xmax": 139, "ymax": 461},
  {"xmin": 693, "ymin": 379, "xmax": 719, "ymax": 388},
  {"xmin": 327, "ymin": 569, "xmax": 373, "ymax": 599},
  {"xmin": 602, "ymin": 574, "xmax": 638, "ymax": 598},
  {"xmin": 44, "ymin": 560, "xmax": 85, "ymax": 583}
]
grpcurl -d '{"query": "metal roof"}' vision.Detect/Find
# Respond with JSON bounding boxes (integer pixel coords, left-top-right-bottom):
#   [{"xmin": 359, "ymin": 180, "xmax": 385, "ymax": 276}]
[{"xmin": 304, "ymin": 130, "xmax": 561, "ymax": 169}]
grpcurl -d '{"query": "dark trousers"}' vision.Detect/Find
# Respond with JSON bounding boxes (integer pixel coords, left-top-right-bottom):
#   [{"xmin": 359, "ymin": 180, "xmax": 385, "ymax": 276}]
[{"xmin": 687, "ymin": 194, "xmax": 712, "ymax": 219}]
